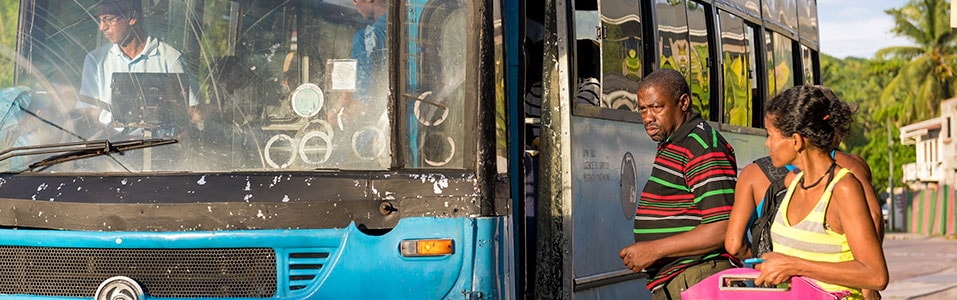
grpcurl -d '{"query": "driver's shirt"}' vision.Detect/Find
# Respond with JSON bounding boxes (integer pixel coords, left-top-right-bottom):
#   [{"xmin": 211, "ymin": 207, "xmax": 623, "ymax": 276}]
[{"xmin": 78, "ymin": 36, "xmax": 198, "ymax": 124}]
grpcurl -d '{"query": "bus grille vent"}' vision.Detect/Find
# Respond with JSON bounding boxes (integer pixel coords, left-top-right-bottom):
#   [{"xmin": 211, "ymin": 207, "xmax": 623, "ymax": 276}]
[
  {"xmin": 0, "ymin": 246, "xmax": 277, "ymax": 298},
  {"xmin": 287, "ymin": 250, "xmax": 330, "ymax": 292}
]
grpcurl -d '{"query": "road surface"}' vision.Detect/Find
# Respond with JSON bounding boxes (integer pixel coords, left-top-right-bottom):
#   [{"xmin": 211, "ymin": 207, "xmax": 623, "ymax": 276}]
[{"xmin": 881, "ymin": 233, "xmax": 957, "ymax": 300}]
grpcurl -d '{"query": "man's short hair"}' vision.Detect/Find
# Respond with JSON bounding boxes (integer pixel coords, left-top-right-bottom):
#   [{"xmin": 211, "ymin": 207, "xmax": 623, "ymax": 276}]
[
  {"xmin": 95, "ymin": 0, "xmax": 141, "ymax": 18},
  {"xmin": 638, "ymin": 69, "xmax": 690, "ymax": 104}
]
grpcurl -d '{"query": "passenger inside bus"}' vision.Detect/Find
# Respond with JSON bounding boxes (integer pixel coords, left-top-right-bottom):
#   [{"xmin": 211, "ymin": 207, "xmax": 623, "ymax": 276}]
[
  {"xmin": 76, "ymin": 0, "xmax": 201, "ymax": 138},
  {"xmin": 351, "ymin": 0, "xmax": 388, "ymax": 103},
  {"xmin": 317, "ymin": 0, "xmax": 390, "ymax": 166},
  {"xmin": 575, "ymin": 39, "xmax": 602, "ymax": 107}
]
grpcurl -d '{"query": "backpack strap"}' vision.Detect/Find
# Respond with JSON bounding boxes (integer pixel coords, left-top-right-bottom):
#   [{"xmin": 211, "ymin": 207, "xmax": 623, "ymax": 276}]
[
  {"xmin": 749, "ymin": 157, "xmax": 791, "ymax": 258},
  {"xmin": 753, "ymin": 156, "xmax": 788, "ymax": 191},
  {"xmin": 752, "ymin": 156, "xmax": 789, "ymax": 217}
]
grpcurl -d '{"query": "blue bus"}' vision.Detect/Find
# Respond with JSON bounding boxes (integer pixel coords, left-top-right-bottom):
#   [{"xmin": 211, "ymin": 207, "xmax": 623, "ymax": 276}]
[{"xmin": 0, "ymin": 0, "xmax": 819, "ymax": 298}]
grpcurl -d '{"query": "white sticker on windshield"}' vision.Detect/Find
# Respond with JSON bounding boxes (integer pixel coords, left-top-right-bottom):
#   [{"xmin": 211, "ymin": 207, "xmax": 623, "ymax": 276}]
[{"xmin": 327, "ymin": 59, "xmax": 357, "ymax": 91}]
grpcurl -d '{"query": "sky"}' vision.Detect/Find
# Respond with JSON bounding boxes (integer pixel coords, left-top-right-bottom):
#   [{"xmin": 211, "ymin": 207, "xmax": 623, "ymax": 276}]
[{"xmin": 817, "ymin": 0, "xmax": 912, "ymax": 59}]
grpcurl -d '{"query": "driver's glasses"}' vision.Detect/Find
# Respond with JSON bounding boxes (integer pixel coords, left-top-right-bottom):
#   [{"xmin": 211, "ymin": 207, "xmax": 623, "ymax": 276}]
[{"xmin": 98, "ymin": 15, "xmax": 124, "ymax": 26}]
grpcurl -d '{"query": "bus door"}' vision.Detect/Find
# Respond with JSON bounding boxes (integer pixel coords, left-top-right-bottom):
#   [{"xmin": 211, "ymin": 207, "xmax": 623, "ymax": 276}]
[
  {"xmin": 530, "ymin": 0, "xmax": 655, "ymax": 297},
  {"xmin": 568, "ymin": 0, "xmax": 654, "ymax": 298}
]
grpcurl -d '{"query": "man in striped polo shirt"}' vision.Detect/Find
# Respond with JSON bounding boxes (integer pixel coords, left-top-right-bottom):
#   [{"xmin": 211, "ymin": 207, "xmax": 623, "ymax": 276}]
[{"xmin": 619, "ymin": 69, "xmax": 738, "ymax": 299}]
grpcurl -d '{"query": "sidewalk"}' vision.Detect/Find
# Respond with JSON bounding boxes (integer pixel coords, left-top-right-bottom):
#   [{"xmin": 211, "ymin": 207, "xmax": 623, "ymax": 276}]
[
  {"xmin": 884, "ymin": 232, "xmax": 935, "ymax": 241},
  {"xmin": 882, "ymin": 233, "xmax": 957, "ymax": 300},
  {"xmin": 884, "ymin": 232, "xmax": 957, "ymax": 242},
  {"xmin": 882, "ymin": 267, "xmax": 957, "ymax": 300}
]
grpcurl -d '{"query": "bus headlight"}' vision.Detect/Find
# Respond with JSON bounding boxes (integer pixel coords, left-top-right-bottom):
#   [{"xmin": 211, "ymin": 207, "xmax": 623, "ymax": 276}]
[{"xmin": 399, "ymin": 238, "xmax": 454, "ymax": 257}]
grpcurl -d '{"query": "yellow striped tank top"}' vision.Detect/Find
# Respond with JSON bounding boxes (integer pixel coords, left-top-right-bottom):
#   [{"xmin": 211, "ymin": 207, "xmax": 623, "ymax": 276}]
[{"xmin": 770, "ymin": 168, "xmax": 861, "ymax": 299}]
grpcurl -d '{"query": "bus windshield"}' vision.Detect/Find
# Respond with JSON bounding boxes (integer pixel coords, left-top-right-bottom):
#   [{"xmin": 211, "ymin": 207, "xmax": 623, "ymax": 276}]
[{"xmin": 4, "ymin": 0, "xmax": 469, "ymax": 173}]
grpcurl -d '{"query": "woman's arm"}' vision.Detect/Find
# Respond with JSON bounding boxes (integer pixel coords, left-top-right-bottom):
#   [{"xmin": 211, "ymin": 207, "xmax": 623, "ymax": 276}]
[
  {"xmin": 755, "ymin": 175, "xmax": 888, "ymax": 290},
  {"xmin": 725, "ymin": 163, "xmax": 767, "ymax": 259}
]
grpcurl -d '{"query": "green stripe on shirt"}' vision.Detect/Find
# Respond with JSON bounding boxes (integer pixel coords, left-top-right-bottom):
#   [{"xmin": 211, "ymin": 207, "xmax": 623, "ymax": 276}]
[
  {"xmin": 694, "ymin": 188, "xmax": 735, "ymax": 204},
  {"xmin": 633, "ymin": 226, "xmax": 696, "ymax": 234},
  {"xmin": 688, "ymin": 133, "xmax": 709, "ymax": 149},
  {"xmin": 649, "ymin": 176, "xmax": 691, "ymax": 192}
]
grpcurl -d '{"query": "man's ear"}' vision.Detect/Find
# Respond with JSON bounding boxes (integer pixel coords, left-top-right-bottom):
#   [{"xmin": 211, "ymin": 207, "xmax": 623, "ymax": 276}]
[{"xmin": 678, "ymin": 93, "xmax": 691, "ymax": 112}]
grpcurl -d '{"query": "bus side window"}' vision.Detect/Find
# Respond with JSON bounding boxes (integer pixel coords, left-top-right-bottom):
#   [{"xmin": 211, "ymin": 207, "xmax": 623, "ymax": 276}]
[
  {"xmin": 687, "ymin": 1, "xmax": 712, "ymax": 121},
  {"xmin": 656, "ymin": 0, "xmax": 714, "ymax": 121},
  {"xmin": 574, "ymin": 0, "xmax": 602, "ymax": 108},
  {"xmin": 599, "ymin": 0, "xmax": 642, "ymax": 111},
  {"xmin": 800, "ymin": 45, "xmax": 816, "ymax": 86},
  {"xmin": 718, "ymin": 10, "xmax": 758, "ymax": 128},
  {"xmin": 765, "ymin": 30, "xmax": 795, "ymax": 100},
  {"xmin": 575, "ymin": 40, "xmax": 601, "ymax": 107}
]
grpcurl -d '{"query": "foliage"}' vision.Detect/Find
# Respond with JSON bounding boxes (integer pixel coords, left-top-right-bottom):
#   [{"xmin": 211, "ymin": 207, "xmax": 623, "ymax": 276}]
[
  {"xmin": 821, "ymin": 0, "xmax": 955, "ymax": 197},
  {"xmin": 0, "ymin": 0, "xmax": 18, "ymax": 88},
  {"xmin": 821, "ymin": 52, "xmax": 917, "ymax": 196},
  {"xmin": 876, "ymin": 0, "xmax": 957, "ymax": 125}
]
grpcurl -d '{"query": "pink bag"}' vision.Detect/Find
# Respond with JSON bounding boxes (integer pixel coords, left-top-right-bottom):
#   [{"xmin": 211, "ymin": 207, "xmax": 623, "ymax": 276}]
[{"xmin": 680, "ymin": 268, "xmax": 851, "ymax": 300}]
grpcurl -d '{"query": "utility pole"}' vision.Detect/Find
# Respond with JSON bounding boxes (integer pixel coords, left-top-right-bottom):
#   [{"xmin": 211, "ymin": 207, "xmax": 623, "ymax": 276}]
[{"xmin": 887, "ymin": 118, "xmax": 895, "ymax": 231}]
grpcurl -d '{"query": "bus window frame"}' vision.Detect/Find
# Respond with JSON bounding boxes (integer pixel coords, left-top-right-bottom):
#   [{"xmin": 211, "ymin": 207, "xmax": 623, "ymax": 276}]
[
  {"xmin": 396, "ymin": 0, "xmax": 480, "ymax": 170},
  {"xmin": 799, "ymin": 43, "xmax": 820, "ymax": 85},
  {"xmin": 687, "ymin": 0, "xmax": 719, "ymax": 123},
  {"xmin": 569, "ymin": 0, "xmax": 644, "ymax": 124}
]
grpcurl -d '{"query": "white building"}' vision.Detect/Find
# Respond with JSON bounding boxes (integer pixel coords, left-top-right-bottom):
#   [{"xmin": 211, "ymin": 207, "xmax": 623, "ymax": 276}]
[{"xmin": 899, "ymin": 98, "xmax": 957, "ymax": 188}]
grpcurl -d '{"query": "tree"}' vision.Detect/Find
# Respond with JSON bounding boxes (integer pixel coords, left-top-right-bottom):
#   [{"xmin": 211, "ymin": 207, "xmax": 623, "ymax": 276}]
[
  {"xmin": 0, "ymin": 0, "xmax": 19, "ymax": 88},
  {"xmin": 876, "ymin": 0, "xmax": 957, "ymax": 125},
  {"xmin": 821, "ymin": 54, "xmax": 911, "ymax": 196}
]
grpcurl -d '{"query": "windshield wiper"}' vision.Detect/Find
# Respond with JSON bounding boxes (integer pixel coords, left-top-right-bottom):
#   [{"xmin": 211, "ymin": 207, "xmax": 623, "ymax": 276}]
[{"xmin": 0, "ymin": 139, "xmax": 177, "ymax": 173}]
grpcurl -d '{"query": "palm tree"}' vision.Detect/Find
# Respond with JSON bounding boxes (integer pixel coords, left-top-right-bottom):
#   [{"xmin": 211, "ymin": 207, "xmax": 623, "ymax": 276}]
[{"xmin": 876, "ymin": 0, "xmax": 957, "ymax": 125}]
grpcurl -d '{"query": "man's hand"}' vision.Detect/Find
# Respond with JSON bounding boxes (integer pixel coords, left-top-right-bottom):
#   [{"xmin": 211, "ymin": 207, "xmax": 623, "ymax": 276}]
[
  {"xmin": 619, "ymin": 241, "xmax": 662, "ymax": 273},
  {"xmin": 188, "ymin": 106, "xmax": 204, "ymax": 130}
]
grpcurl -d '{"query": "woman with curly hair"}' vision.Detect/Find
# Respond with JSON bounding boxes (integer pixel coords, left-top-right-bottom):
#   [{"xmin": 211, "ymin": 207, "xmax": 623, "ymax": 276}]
[{"xmin": 754, "ymin": 85, "xmax": 887, "ymax": 300}]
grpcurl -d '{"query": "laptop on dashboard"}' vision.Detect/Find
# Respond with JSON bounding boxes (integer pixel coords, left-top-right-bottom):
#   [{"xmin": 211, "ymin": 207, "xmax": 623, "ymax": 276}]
[{"xmin": 110, "ymin": 72, "xmax": 189, "ymax": 127}]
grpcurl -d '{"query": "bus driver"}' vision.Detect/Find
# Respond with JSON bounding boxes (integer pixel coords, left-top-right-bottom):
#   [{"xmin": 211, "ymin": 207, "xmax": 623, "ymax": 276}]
[{"xmin": 77, "ymin": 0, "xmax": 200, "ymax": 134}]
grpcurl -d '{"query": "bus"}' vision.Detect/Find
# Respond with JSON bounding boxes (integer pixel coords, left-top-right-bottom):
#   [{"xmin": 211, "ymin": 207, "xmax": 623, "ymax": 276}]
[{"xmin": 0, "ymin": 0, "xmax": 819, "ymax": 299}]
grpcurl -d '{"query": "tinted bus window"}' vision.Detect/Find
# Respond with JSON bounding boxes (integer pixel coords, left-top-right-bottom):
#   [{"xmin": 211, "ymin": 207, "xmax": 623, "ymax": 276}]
[
  {"xmin": 600, "ymin": 0, "xmax": 642, "ymax": 111},
  {"xmin": 728, "ymin": 0, "xmax": 761, "ymax": 18},
  {"xmin": 765, "ymin": 30, "xmax": 794, "ymax": 98},
  {"xmin": 801, "ymin": 44, "xmax": 816, "ymax": 85},
  {"xmin": 780, "ymin": 0, "xmax": 798, "ymax": 31},
  {"xmin": 798, "ymin": 0, "xmax": 819, "ymax": 45},
  {"xmin": 719, "ymin": 10, "xmax": 756, "ymax": 127},
  {"xmin": 655, "ymin": 0, "xmax": 713, "ymax": 120},
  {"xmin": 575, "ymin": 7, "xmax": 602, "ymax": 107},
  {"xmin": 687, "ymin": 1, "xmax": 711, "ymax": 121},
  {"xmin": 762, "ymin": 0, "xmax": 780, "ymax": 26},
  {"xmin": 655, "ymin": 0, "xmax": 690, "ymax": 77}
]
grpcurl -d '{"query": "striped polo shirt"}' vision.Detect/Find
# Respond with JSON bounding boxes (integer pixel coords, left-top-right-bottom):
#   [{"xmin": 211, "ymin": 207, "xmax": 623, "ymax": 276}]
[
  {"xmin": 634, "ymin": 113, "xmax": 737, "ymax": 290},
  {"xmin": 771, "ymin": 168, "xmax": 862, "ymax": 299}
]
